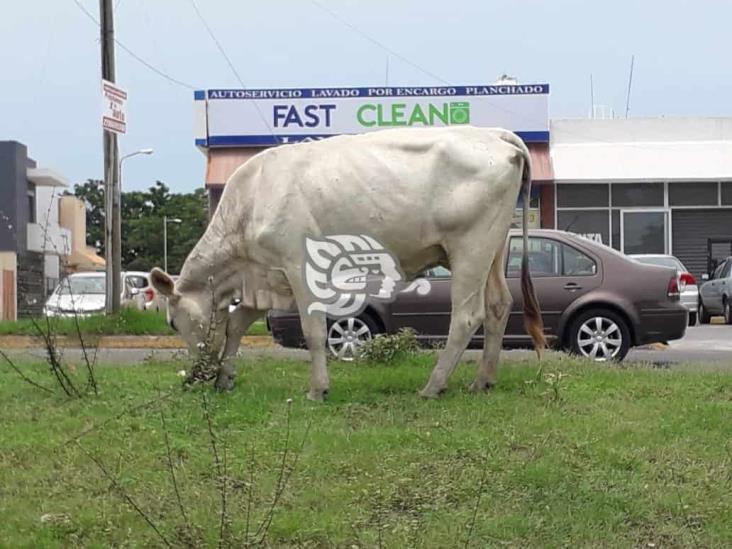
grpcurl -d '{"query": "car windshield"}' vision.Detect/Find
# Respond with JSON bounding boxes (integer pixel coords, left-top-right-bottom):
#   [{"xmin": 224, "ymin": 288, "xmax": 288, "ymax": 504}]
[
  {"xmin": 58, "ymin": 276, "xmax": 106, "ymax": 295},
  {"xmin": 632, "ymin": 256, "xmax": 684, "ymax": 271}
]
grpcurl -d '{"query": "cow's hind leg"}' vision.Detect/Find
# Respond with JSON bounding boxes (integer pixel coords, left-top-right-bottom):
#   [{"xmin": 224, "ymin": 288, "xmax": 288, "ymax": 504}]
[
  {"xmin": 286, "ymin": 274, "xmax": 330, "ymax": 401},
  {"xmin": 419, "ymin": 248, "xmax": 494, "ymax": 398},
  {"xmin": 470, "ymin": 251, "xmax": 512, "ymax": 392},
  {"xmin": 215, "ymin": 306, "xmax": 262, "ymax": 391}
]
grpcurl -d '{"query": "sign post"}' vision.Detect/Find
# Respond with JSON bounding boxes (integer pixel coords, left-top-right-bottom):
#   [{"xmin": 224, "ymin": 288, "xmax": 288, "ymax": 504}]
[{"xmin": 102, "ymin": 79, "xmax": 127, "ymax": 135}]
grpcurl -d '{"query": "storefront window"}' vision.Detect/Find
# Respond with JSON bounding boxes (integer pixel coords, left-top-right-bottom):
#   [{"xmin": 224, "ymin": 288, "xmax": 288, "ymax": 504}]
[
  {"xmin": 557, "ymin": 210, "xmax": 610, "ymax": 248},
  {"xmin": 556, "ymin": 183, "xmax": 609, "ymax": 208},
  {"xmin": 721, "ymin": 182, "xmax": 732, "ymax": 205},
  {"xmin": 611, "ymin": 209, "xmax": 621, "ymax": 250},
  {"xmin": 623, "ymin": 211, "xmax": 667, "ymax": 254},
  {"xmin": 669, "ymin": 182, "xmax": 718, "ymax": 206},
  {"xmin": 611, "ymin": 183, "xmax": 664, "ymax": 207}
]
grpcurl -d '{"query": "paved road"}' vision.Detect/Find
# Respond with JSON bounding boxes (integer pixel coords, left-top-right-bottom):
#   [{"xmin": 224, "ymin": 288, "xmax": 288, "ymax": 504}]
[{"xmin": 5, "ymin": 325, "xmax": 730, "ymax": 368}]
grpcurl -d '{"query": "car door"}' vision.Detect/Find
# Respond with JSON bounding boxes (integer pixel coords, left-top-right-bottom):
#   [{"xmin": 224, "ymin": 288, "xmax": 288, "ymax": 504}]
[
  {"xmin": 390, "ymin": 267, "xmax": 452, "ymax": 340},
  {"xmin": 504, "ymin": 236, "xmax": 602, "ymax": 344},
  {"xmin": 718, "ymin": 260, "xmax": 732, "ymax": 311},
  {"xmin": 703, "ymin": 260, "xmax": 728, "ymax": 313}
]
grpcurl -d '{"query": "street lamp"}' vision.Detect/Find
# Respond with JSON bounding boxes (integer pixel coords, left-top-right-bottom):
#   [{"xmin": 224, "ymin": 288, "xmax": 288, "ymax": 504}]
[
  {"xmin": 163, "ymin": 216, "xmax": 182, "ymax": 273},
  {"xmin": 106, "ymin": 148, "xmax": 154, "ymax": 314}
]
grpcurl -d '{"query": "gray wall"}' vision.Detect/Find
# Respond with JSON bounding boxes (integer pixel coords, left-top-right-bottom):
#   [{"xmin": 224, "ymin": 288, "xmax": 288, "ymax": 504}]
[{"xmin": 0, "ymin": 141, "xmax": 35, "ymax": 252}]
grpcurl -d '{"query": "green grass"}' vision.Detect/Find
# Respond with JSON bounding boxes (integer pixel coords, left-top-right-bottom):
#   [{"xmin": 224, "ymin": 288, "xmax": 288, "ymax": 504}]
[
  {"xmin": 1, "ymin": 354, "xmax": 731, "ymax": 547},
  {"xmin": 0, "ymin": 307, "xmax": 268, "ymax": 336}
]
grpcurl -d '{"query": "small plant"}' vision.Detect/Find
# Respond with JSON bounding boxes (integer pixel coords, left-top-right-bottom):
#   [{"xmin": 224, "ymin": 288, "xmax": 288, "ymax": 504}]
[
  {"xmin": 543, "ymin": 371, "xmax": 568, "ymax": 403},
  {"xmin": 357, "ymin": 328, "xmax": 420, "ymax": 364}
]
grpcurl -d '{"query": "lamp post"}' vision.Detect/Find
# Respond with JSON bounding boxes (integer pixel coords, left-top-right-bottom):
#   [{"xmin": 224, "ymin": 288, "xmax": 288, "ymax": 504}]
[
  {"xmin": 106, "ymin": 148, "xmax": 154, "ymax": 314},
  {"xmin": 163, "ymin": 216, "xmax": 182, "ymax": 273}
]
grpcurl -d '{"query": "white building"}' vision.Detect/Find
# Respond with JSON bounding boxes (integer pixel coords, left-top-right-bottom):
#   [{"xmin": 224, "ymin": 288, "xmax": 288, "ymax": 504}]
[{"xmin": 550, "ymin": 117, "xmax": 732, "ymax": 277}]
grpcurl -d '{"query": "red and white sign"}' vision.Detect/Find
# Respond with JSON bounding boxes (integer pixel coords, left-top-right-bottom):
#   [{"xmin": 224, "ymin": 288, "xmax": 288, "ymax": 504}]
[{"xmin": 102, "ymin": 79, "xmax": 127, "ymax": 135}]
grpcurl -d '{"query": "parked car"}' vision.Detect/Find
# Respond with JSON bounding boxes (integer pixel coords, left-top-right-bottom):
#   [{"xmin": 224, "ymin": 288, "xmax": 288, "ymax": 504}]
[
  {"xmin": 698, "ymin": 256, "xmax": 732, "ymax": 324},
  {"xmin": 630, "ymin": 254, "xmax": 699, "ymax": 325},
  {"xmin": 269, "ymin": 230, "xmax": 688, "ymax": 362},
  {"xmin": 44, "ymin": 272, "xmax": 145, "ymax": 317}
]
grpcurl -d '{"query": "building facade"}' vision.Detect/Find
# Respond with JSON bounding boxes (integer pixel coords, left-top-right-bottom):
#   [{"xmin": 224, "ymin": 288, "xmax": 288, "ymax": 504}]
[
  {"xmin": 549, "ymin": 117, "xmax": 732, "ymax": 278},
  {"xmin": 192, "ymin": 87, "xmax": 732, "ymax": 279},
  {"xmin": 0, "ymin": 141, "xmax": 103, "ymax": 320},
  {"xmin": 194, "ymin": 83, "xmax": 554, "ymax": 220}
]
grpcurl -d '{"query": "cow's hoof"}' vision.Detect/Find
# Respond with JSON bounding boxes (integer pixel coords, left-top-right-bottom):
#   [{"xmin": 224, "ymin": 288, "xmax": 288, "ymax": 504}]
[
  {"xmin": 306, "ymin": 388, "xmax": 329, "ymax": 402},
  {"xmin": 468, "ymin": 380, "xmax": 495, "ymax": 393},
  {"xmin": 214, "ymin": 376, "xmax": 235, "ymax": 392},
  {"xmin": 418, "ymin": 386, "xmax": 445, "ymax": 399}
]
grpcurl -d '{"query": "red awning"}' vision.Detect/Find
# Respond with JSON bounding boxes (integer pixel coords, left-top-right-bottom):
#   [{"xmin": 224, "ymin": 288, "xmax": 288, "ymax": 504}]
[
  {"xmin": 205, "ymin": 147, "xmax": 267, "ymax": 187},
  {"xmin": 527, "ymin": 142, "xmax": 553, "ymax": 182}
]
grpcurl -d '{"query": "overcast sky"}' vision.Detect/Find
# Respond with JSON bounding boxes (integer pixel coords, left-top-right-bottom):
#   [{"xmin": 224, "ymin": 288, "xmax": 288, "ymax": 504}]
[{"xmin": 2, "ymin": 0, "xmax": 731, "ymax": 193}]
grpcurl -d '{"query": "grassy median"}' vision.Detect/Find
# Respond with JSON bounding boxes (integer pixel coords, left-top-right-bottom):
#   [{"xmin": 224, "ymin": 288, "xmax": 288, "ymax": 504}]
[
  {"xmin": 0, "ymin": 308, "xmax": 268, "ymax": 337},
  {"xmin": 1, "ymin": 354, "xmax": 731, "ymax": 547}
]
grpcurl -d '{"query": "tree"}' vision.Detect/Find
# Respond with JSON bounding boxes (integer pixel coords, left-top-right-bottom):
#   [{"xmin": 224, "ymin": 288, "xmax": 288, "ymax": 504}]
[{"xmin": 72, "ymin": 180, "xmax": 208, "ymax": 273}]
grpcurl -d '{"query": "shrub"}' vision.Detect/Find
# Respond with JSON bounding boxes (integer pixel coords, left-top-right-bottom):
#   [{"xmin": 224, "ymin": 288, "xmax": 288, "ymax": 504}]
[{"xmin": 357, "ymin": 328, "xmax": 420, "ymax": 364}]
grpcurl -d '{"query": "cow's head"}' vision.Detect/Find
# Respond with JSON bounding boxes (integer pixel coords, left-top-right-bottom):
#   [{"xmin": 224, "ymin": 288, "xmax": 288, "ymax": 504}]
[{"xmin": 149, "ymin": 268, "xmax": 228, "ymax": 360}]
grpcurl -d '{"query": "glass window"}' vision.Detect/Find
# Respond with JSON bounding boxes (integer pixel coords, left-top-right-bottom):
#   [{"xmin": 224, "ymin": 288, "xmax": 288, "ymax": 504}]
[
  {"xmin": 516, "ymin": 186, "xmax": 540, "ymax": 208},
  {"xmin": 557, "ymin": 183, "xmax": 608, "ymax": 208},
  {"xmin": 611, "ymin": 209, "xmax": 621, "ymax": 251},
  {"xmin": 557, "ymin": 210, "xmax": 610, "ymax": 248},
  {"xmin": 428, "ymin": 266, "xmax": 451, "ymax": 278},
  {"xmin": 507, "ymin": 237, "xmax": 561, "ymax": 278},
  {"xmin": 669, "ymin": 182, "xmax": 718, "ymax": 206},
  {"xmin": 723, "ymin": 260, "xmax": 732, "ymax": 279},
  {"xmin": 58, "ymin": 276, "xmax": 106, "ymax": 295},
  {"xmin": 125, "ymin": 275, "xmax": 148, "ymax": 289},
  {"xmin": 713, "ymin": 262, "xmax": 726, "ymax": 279},
  {"xmin": 611, "ymin": 183, "xmax": 664, "ymax": 207},
  {"xmin": 721, "ymin": 182, "xmax": 732, "ymax": 205},
  {"xmin": 623, "ymin": 211, "xmax": 667, "ymax": 255},
  {"xmin": 563, "ymin": 245, "xmax": 597, "ymax": 276}
]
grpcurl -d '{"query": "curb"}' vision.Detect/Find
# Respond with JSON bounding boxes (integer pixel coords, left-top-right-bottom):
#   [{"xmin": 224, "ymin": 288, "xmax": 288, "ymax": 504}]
[{"xmin": 0, "ymin": 334, "xmax": 275, "ymax": 350}]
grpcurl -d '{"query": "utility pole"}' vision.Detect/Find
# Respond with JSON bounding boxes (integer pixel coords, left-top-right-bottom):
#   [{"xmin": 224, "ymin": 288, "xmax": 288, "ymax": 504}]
[{"xmin": 100, "ymin": 0, "xmax": 121, "ymax": 313}]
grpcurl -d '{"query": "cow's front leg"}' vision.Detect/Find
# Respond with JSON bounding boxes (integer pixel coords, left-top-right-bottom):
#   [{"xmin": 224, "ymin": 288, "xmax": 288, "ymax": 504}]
[{"xmin": 215, "ymin": 306, "xmax": 262, "ymax": 391}]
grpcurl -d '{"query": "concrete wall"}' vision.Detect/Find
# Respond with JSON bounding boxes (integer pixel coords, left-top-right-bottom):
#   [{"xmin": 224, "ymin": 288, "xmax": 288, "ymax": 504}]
[{"xmin": 0, "ymin": 141, "xmax": 34, "ymax": 253}]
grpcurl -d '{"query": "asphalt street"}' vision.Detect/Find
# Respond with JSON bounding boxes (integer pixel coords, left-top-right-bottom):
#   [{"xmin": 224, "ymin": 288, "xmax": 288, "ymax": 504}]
[{"xmin": 5, "ymin": 325, "xmax": 730, "ymax": 369}]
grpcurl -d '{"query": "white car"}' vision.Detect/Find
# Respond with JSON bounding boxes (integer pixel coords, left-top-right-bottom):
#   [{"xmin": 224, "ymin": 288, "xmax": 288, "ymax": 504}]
[
  {"xmin": 44, "ymin": 272, "xmax": 145, "ymax": 317},
  {"xmin": 630, "ymin": 254, "xmax": 699, "ymax": 325}
]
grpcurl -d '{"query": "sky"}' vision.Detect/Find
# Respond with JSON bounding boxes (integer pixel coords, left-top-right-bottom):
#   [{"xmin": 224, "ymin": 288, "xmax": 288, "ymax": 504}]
[{"xmin": 2, "ymin": 0, "xmax": 731, "ymax": 193}]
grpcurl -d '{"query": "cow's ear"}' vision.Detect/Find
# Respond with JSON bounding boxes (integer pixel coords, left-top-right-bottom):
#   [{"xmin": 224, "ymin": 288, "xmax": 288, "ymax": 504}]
[{"xmin": 150, "ymin": 267, "xmax": 177, "ymax": 297}]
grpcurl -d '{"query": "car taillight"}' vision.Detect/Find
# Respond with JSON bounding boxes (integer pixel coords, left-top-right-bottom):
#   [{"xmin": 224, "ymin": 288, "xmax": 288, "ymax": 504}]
[
  {"xmin": 679, "ymin": 272, "xmax": 696, "ymax": 289},
  {"xmin": 667, "ymin": 276, "xmax": 680, "ymax": 298},
  {"xmin": 143, "ymin": 288, "xmax": 155, "ymax": 302}
]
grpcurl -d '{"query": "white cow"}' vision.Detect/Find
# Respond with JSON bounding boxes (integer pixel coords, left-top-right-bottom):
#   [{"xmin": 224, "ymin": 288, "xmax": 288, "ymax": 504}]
[{"xmin": 151, "ymin": 126, "xmax": 545, "ymax": 400}]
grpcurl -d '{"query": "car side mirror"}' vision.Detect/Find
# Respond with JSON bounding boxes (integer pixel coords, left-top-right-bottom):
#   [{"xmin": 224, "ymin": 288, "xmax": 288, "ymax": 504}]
[{"xmin": 701, "ymin": 273, "xmax": 710, "ymax": 281}]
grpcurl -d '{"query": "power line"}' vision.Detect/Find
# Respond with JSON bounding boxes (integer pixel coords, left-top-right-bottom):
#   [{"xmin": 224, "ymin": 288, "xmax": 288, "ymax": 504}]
[
  {"xmin": 309, "ymin": 0, "xmax": 448, "ymax": 85},
  {"xmin": 188, "ymin": 0, "xmax": 275, "ymax": 134},
  {"xmin": 70, "ymin": 0, "xmax": 196, "ymax": 90}
]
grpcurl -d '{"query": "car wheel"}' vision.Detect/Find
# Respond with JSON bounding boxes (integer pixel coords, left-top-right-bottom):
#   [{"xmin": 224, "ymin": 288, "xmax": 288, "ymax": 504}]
[
  {"xmin": 568, "ymin": 309, "xmax": 631, "ymax": 362},
  {"xmin": 327, "ymin": 314, "xmax": 380, "ymax": 361},
  {"xmin": 724, "ymin": 299, "xmax": 732, "ymax": 325},
  {"xmin": 688, "ymin": 312, "xmax": 697, "ymax": 326},
  {"xmin": 699, "ymin": 300, "xmax": 711, "ymax": 324}
]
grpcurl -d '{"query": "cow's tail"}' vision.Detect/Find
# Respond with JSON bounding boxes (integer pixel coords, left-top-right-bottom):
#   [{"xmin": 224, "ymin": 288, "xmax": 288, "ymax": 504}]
[{"xmin": 501, "ymin": 132, "xmax": 547, "ymax": 359}]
